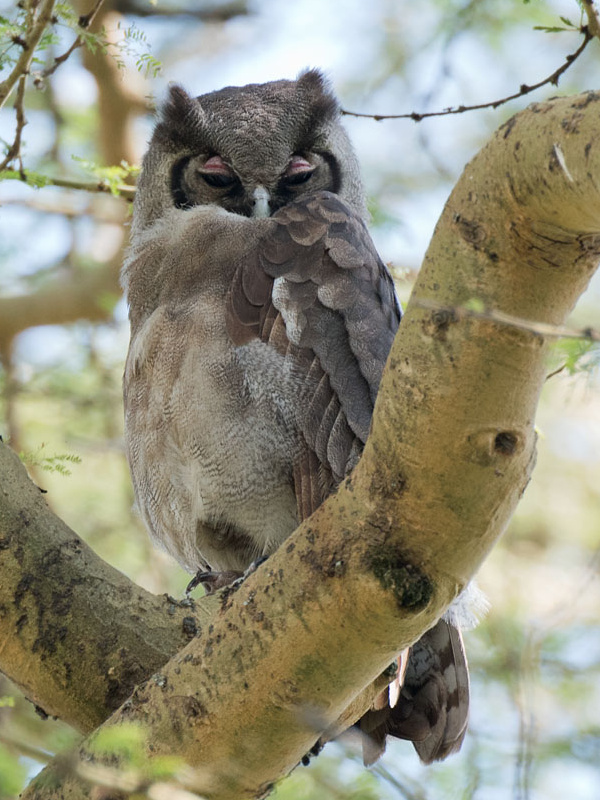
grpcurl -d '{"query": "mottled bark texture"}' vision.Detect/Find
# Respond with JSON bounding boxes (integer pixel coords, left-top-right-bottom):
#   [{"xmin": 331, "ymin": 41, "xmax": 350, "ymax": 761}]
[
  {"xmin": 0, "ymin": 443, "xmax": 216, "ymax": 732},
  {"xmin": 6, "ymin": 92, "xmax": 600, "ymax": 799}
]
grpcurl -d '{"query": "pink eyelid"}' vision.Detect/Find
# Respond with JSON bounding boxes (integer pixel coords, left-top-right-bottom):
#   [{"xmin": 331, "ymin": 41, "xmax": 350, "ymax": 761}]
[
  {"xmin": 286, "ymin": 156, "xmax": 314, "ymax": 175},
  {"xmin": 200, "ymin": 155, "xmax": 233, "ymax": 173}
]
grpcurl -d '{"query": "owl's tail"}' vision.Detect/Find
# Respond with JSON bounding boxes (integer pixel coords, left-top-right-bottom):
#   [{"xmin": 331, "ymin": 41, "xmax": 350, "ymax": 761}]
[{"xmin": 360, "ymin": 619, "xmax": 470, "ymax": 765}]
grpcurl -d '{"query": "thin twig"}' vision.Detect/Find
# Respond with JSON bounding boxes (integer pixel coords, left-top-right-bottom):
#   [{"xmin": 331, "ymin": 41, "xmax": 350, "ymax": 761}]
[
  {"xmin": 341, "ymin": 29, "xmax": 593, "ymax": 122},
  {"xmin": 40, "ymin": 0, "xmax": 107, "ymax": 80},
  {"xmin": 3, "ymin": 196, "xmax": 127, "ymax": 222},
  {"xmin": 0, "ymin": 75, "xmax": 27, "ymax": 171},
  {"xmin": 414, "ymin": 298, "xmax": 600, "ymax": 343},
  {"xmin": 0, "ymin": 170, "xmax": 136, "ymax": 200},
  {"xmin": 0, "ymin": 732, "xmax": 53, "ymax": 765},
  {"xmin": 513, "ymin": 543, "xmax": 600, "ymax": 800},
  {"xmin": 0, "ymin": 0, "xmax": 57, "ymax": 110}
]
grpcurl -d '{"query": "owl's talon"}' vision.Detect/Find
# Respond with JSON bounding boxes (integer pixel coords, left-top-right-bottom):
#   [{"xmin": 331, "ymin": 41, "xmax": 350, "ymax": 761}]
[
  {"xmin": 245, "ymin": 555, "xmax": 268, "ymax": 575},
  {"xmin": 186, "ymin": 570, "xmax": 242, "ymax": 595}
]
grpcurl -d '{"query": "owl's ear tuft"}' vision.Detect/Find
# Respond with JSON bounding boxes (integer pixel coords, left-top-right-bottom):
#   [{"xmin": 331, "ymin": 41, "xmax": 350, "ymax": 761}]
[
  {"xmin": 296, "ymin": 68, "xmax": 339, "ymax": 122},
  {"xmin": 156, "ymin": 84, "xmax": 207, "ymax": 149},
  {"xmin": 162, "ymin": 84, "xmax": 198, "ymax": 127}
]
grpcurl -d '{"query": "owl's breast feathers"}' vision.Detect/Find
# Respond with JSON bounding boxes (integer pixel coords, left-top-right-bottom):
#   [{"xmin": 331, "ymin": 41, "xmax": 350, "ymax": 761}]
[{"xmin": 226, "ymin": 190, "xmax": 401, "ymax": 518}]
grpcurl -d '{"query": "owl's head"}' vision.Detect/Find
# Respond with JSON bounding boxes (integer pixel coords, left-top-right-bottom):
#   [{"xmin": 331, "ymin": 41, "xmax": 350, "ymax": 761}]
[{"xmin": 133, "ymin": 70, "xmax": 366, "ymax": 233}]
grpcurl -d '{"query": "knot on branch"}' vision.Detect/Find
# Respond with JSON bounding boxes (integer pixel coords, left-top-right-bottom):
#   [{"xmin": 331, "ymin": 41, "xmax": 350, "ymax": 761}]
[{"xmin": 494, "ymin": 430, "xmax": 519, "ymax": 455}]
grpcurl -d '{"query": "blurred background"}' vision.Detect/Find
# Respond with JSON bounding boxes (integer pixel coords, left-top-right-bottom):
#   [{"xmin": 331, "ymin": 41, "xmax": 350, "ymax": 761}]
[{"xmin": 0, "ymin": 1, "xmax": 599, "ymax": 798}]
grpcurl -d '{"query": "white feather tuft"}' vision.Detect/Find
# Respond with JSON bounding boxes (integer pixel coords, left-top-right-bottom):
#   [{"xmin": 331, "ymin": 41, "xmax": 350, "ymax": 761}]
[{"xmin": 443, "ymin": 581, "xmax": 490, "ymax": 630}]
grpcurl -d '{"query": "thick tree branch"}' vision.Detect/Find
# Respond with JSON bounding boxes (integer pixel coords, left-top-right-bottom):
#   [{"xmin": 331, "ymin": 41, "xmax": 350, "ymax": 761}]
[
  {"xmin": 10, "ymin": 92, "xmax": 600, "ymax": 799},
  {"xmin": 0, "ymin": 257, "xmax": 121, "ymax": 351},
  {"xmin": 114, "ymin": 0, "xmax": 250, "ymax": 21},
  {"xmin": 0, "ymin": 442, "xmax": 388, "ymax": 737},
  {"xmin": 0, "ymin": 442, "xmax": 217, "ymax": 732}
]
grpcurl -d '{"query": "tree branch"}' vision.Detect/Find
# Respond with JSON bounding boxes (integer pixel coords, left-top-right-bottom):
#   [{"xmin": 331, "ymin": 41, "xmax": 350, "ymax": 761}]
[
  {"xmin": 0, "ymin": 75, "xmax": 27, "ymax": 171},
  {"xmin": 0, "ymin": 170, "xmax": 136, "ymax": 199},
  {"xmin": 414, "ymin": 299, "xmax": 600, "ymax": 343},
  {"xmin": 114, "ymin": 0, "xmax": 250, "ymax": 21},
  {"xmin": 0, "ymin": 442, "xmax": 218, "ymax": 733},
  {"xmin": 0, "ymin": 437, "xmax": 388, "ymax": 736},
  {"xmin": 0, "ymin": 0, "xmax": 57, "ymax": 110},
  {"xmin": 16, "ymin": 92, "xmax": 600, "ymax": 799},
  {"xmin": 581, "ymin": 0, "xmax": 600, "ymax": 40},
  {"xmin": 0, "ymin": 258, "xmax": 122, "ymax": 351},
  {"xmin": 341, "ymin": 28, "xmax": 593, "ymax": 122},
  {"xmin": 40, "ymin": 0, "xmax": 108, "ymax": 79}
]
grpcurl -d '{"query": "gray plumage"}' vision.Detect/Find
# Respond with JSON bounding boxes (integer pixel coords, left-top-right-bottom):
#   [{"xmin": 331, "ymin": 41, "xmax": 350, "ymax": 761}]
[{"xmin": 122, "ymin": 69, "xmax": 471, "ymax": 764}]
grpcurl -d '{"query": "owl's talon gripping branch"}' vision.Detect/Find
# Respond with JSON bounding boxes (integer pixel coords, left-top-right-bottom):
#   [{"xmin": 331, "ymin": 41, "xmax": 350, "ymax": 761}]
[
  {"xmin": 186, "ymin": 570, "xmax": 242, "ymax": 595},
  {"xmin": 186, "ymin": 556, "xmax": 269, "ymax": 595}
]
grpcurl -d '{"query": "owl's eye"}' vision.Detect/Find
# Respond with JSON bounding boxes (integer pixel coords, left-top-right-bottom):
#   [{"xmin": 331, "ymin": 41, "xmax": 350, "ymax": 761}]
[
  {"xmin": 283, "ymin": 156, "xmax": 315, "ymax": 187},
  {"xmin": 198, "ymin": 155, "xmax": 238, "ymax": 189},
  {"xmin": 201, "ymin": 172, "xmax": 238, "ymax": 189},
  {"xmin": 284, "ymin": 171, "xmax": 313, "ymax": 186}
]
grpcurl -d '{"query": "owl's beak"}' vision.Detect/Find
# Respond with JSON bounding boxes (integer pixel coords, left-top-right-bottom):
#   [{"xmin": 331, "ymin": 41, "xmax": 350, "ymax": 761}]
[{"xmin": 251, "ymin": 186, "xmax": 271, "ymax": 218}]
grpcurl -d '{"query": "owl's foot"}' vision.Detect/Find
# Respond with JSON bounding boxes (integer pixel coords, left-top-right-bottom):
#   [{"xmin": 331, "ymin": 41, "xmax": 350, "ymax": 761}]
[
  {"xmin": 186, "ymin": 557, "xmax": 270, "ymax": 595},
  {"xmin": 186, "ymin": 569, "xmax": 242, "ymax": 595}
]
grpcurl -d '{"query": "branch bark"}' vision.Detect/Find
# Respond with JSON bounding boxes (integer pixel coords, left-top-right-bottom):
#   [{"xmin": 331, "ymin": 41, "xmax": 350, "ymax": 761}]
[
  {"xmin": 0, "ymin": 440, "xmax": 387, "ymax": 735},
  {"xmin": 6, "ymin": 92, "xmax": 600, "ymax": 799},
  {"xmin": 0, "ymin": 443, "xmax": 217, "ymax": 733}
]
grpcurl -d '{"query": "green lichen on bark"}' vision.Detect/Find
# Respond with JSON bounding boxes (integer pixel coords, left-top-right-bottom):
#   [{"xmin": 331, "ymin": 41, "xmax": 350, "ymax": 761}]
[{"xmin": 368, "ymin": 548, "xmax": 434, "ymax": 611}]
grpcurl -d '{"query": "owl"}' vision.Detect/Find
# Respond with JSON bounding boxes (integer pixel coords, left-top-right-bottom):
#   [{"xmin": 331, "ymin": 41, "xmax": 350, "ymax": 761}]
[{"xmin": 122, "ymin": 69, "xmax": 471, "ymax": 765}]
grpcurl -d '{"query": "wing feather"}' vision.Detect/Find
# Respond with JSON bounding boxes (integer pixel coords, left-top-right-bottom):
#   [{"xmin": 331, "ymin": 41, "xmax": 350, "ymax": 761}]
[{"xmin": 225, "ymin": 190, "xmax": 401, "ymax": 518}]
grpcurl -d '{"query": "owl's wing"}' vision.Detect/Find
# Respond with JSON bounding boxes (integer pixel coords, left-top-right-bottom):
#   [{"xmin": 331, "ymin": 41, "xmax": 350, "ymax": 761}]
[{"xmin": 226, "ymin": 190, "xmax": 401, "ymax": 518}]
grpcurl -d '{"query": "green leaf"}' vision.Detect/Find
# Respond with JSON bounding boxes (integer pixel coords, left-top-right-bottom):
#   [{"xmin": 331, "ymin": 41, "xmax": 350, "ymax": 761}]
[
  {"xmin": 0, "ymin": 696, "xmax": 15, "ymax": 708},
  {"xmin": 20, "ymin": 445, "xmax": 82, "ymax": 476},
  {"xmin": 71, "ymin": 156, "xmax": 139, "ymax": 195},
  {"xmin": 0, "ymin": 169, "xmax": 51, "ymax": 188}
]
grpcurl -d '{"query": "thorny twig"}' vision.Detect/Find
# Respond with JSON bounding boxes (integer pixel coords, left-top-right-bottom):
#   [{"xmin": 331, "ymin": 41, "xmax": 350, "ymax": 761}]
[
  {"xmin": 514, "ymin": 543, "xmax": 600, "ymax": 800},
  {"xmin": 0, "ymin": 0, "xmax": 106, "ymax": 169},
  {"xmin": 341, "ymin": 28, "xmax": 593, "ymax": 122}
]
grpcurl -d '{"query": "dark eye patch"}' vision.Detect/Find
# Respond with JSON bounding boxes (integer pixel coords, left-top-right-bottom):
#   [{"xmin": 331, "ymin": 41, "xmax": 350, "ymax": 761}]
[{"xmin": 171, "ymin": 156, "xmax": 192, "ymax": 209}]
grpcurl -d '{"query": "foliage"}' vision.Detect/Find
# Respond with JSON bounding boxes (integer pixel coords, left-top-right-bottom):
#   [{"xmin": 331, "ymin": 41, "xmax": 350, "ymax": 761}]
[
  {"xmin": 19, "ymin": 445, "xmax": 81, "ymax": 476},
  {"xmin": 71, "ymin": 157, "xmax": 140, "ymax": 194}
]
